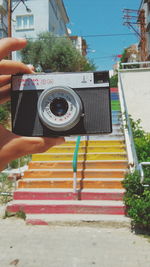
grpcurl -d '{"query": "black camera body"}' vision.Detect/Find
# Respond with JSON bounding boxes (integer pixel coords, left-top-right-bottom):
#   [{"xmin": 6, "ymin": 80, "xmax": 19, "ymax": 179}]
[{"xmin": 11, "ymin": 71, "xmax": 112, "ymax": 137}]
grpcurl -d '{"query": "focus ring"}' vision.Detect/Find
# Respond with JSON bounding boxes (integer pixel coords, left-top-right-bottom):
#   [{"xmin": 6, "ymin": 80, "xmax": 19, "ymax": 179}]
[{"xmin": 37, "ymin": 86, "xmax": 83, "ymax": 131}]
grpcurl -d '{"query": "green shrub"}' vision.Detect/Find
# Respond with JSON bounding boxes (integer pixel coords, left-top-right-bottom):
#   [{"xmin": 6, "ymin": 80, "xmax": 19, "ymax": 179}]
[
  {"xmin": 123, "ymin": 171, "xmax": 150, "ymax": 232},
  {"xmin": 130, "ymin": 117, "xmax": 150, "ymax": 178},
  {"xmin": 0, "ymin": 102, "xmax": 10, "ymax": 125},
  {"xmin": 9, "ymin": 155, "xmax": 31, "ymax": 169},
  {"xmin": 110, "ymin": 74, "xmax": 118, "ymax": 87},
  {"xmin": 123, "ymin": 117, "xmax": 150, "ymax": 232},
  {"xmin": 128, "ymin": 191, "xmax": 150, "ymax": 230},
  {"xmin": 0, "ymin": 173, "xmax": 13, "ymax": 204}
]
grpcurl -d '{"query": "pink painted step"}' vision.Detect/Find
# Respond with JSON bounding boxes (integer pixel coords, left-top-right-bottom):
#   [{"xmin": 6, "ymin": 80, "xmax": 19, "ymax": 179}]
[{"xmin": 14, "ymin": 191, "xmax": 124, "ymax": 201}]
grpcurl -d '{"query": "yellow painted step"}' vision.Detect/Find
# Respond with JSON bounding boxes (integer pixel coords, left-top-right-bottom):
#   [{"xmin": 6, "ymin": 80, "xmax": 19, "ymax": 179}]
[
  {"xmin": 32, "ymin": 153, "xmax": 127, "ymax": 161},
  {"xmin": 46, "ymin": 146, "xmax": 126, "ymax": 153},
  {"xmin": 18, "ymin": 179, "xmax": 123, "ymax": 189},
  {"xmin": 29, "ymin": 161, "xmax": 128, "ymax": 170},
  {"xmin": 54, "ymin": 140, "xmax": 125, "ymax": 147}
]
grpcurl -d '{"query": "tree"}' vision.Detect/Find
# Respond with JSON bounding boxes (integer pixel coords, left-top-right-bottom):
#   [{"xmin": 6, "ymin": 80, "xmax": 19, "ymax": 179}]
[
  {"xmin": 0, "ymin": 102, "xmax": 10, "ymax": 127},
  {"xmin": 20, "ymin": 32, "xmax": 96, "ymax": 72},
  {"xmin": 110, "ymin": 74, "xmax": 118, "ymax": 87}
]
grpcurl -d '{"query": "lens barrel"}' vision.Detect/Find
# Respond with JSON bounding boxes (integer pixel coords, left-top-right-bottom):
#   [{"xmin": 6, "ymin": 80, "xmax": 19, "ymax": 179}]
[{"xmin": 38, "ymin": 86, "xmax": 83, "ymax": 131}]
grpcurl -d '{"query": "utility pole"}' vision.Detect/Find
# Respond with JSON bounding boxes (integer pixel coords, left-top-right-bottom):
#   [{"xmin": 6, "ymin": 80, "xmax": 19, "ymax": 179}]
[
  {"xmin": 138, "ymin": 9, "xmax": 147, "ymax": 61},
  {"xmin": 7, "ymin": 0, "xmax": 12, "ymax": 37},
  {"xmin": 123, "ymin": 8, "xmax": 147, "ymax": 61}
]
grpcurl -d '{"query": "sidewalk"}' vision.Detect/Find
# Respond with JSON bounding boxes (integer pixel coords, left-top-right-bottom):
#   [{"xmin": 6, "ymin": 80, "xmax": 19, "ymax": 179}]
[{"xmin": 0, "ymin": 217, "xmax": 149, "ymax": 267}]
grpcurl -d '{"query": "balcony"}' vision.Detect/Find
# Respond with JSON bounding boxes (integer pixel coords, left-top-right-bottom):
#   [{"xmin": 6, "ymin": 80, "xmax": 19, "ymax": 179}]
[
  {"xmin": 0, "ymin": 19, "xmax": 7, "ymax": 32},
  {"xmin": 146, "ymin": 13, "xmax": 150, "ymax": 31},
  {"xmin": 0, "ymin": 0, "xmax": 7, "ymax": 15}
]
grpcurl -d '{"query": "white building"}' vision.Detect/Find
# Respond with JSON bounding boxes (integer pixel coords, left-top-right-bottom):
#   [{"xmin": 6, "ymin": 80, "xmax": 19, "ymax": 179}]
[
  {"xmin": 0, "ymin": 0, "xmax": 7, "ymax": 38},
  {"xmin": 10, "ymin": 0, "xmax": 69, "ymax": 60},
  {"xmin": 11, "ymin": 0, "xmax": 69, "ymax": 38}
]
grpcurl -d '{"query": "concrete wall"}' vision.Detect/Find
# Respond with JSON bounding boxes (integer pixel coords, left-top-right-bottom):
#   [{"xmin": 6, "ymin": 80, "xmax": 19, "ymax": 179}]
[{"xmin": 119, "ymin": 68, "xmax": 150, "ymax": 132}]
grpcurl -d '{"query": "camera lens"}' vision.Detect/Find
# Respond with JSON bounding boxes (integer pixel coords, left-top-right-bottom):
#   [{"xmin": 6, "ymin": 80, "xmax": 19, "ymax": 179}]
[
  {"xmin": 50, "ymin": 97, "xmax": 68, "ymax": 117},
  {"xmin": 38, "ymin": 86, "xmax": 83, "ymax": 131}
]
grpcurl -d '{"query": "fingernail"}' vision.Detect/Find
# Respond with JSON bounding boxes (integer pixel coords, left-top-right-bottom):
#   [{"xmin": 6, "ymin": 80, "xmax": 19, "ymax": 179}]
[
  {"xmin": 27, "ymin": 64, "xmax": 34, "ymax": 68},
  {"xmin": 17, "ymin": 38, "xmax": 26, "ymax": 41}
]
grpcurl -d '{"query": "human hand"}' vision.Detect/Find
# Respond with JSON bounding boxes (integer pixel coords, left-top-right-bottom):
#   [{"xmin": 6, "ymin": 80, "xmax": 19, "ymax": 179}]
[
  {"xmin": 0, "ymin": 38, "xmax": 65, "ymax": 171},
  {"xmin": 0, "ymin": 37, "xmax": 35, "ymax": 104}
]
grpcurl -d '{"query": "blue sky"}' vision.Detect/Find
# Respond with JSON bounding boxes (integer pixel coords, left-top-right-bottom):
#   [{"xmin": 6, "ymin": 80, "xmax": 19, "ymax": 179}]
[{"xmin": 63, "ymin": 0, "xmax": 141, "ymax": 70}]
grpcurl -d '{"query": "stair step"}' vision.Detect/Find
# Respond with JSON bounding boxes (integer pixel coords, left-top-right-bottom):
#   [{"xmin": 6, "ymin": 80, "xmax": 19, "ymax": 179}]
[
  {"xmin": 7, "ymin": 200, "xmax": 125, "ymax": 215},
  {"xmin": 110, "ymin": 88, "xmax": 118, "ymax": 93},
  {"xmin": 32, "ymin": 153, "xmax": 127, "ymax": 161},
  {"xmin": 18, "ymin": 178, "xmax": 123, "ymax": 189},
  {"xmin": 23, "ymin": 169, "xmax": 126, "ymax": 179},
  {"xmin": 14, "ymin": 190, "xmax": 124, "ymax": 201},
  {"xmin": 29, "ymin": 160, "xmax": 128, "ymax": 170},
  {"xmin": 58, "ymin": 140, "xmax": 125, "ymax": 147},
  {"xmin": 46, "ymin": 146, "xmax": 126, "ymax": 153},
  {"xmin": 25, "ymin": 214, "xmax": 130, "ymax": 225}
]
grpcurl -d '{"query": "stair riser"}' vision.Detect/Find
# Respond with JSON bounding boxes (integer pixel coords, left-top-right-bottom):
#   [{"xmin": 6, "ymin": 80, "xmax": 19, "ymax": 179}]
[
  {"xmin": 23, "ymin": 170, "xmax": 126, "ymax": 179},
  {"xmin": 112, "ymin": 107, "xmax": 121, "ymax": 111},
  {"xmin": 32, "ymin": 154, "xmax": 127, "ymax": 161},
  {"xmin": 46, "ymin": 146, "xmax": 126, "ymax": 153},
  {"xmin": 110, "ymin": 88, "xmax": 118, "ymax": 93},
  {"xmin": 28, "ymin": 161, "xmax": 128, "ymax": 170},
  {"xmin": 14, "ymin": 192, "xmax": 124, "ymax": 201},
  {"xmin": 18, "ymin": 180, "xmax": 123, "ymax": 189},
  {"xmin": 56, "ymin": 140, "xmax": 125, "ymax": 147},
  {"xmin": 7, "ymin": 205, "xmax": 125, "ymax": 215},
  {"xmin": 111, "ymin": 96, "xmax": 119, "ymax": 101}
]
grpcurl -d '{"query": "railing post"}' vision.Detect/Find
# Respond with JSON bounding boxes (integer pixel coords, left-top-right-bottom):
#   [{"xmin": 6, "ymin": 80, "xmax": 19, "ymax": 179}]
[
  {"xmin": 139, "ymin": 162, "xmax": 150, "ymax": 184},
  {"xmin": 72, "ymin": 136, "xmax": 81, "ymax": 193}
]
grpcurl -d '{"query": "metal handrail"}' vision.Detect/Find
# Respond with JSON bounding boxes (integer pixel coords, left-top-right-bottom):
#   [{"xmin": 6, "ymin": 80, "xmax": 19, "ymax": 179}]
[
  {"xmin": 118, "ymin": 72, "xmax": 139, "ymax": 171},
  {"xmin": 72, "ymin": 136, "xmax": 81, "ymax": 193},
  {"xmin": 139, "ymin": 162, "xmax": 150, "ymax": 184},
  {"xmin": 120, "ymin": 61, "xmax": 150, "ymax": 69}
]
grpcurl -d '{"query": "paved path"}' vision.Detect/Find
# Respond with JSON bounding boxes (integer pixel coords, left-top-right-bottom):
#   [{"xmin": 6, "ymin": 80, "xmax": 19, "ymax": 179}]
[{"xmin": 0, "ymin": 218, "xmax": 150, "ymax": 267}]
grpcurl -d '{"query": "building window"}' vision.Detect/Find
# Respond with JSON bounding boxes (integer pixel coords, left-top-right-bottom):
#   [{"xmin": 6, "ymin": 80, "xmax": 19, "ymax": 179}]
[{"xmin": 16, "ymin": 15, "xmax": 34, "ymax": 30}]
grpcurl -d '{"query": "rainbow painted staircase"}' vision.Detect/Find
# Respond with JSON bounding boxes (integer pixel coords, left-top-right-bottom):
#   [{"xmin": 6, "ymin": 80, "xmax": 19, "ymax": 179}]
[{"xmin": 7, "ymin": 88, "xmax": 130, "ymax": 225}]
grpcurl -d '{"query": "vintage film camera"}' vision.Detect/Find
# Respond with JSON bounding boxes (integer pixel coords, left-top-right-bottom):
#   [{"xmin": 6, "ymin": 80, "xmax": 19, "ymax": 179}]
[{"xmin": 11, "ymin": 71, "xmax": 112, "ymax": 137}]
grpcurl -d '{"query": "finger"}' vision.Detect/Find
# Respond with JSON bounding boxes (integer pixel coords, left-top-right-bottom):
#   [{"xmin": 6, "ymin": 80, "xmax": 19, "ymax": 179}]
[
  {"xmin": 0, "ymin": 60, "xmax": 34, "ymax": 75},
  {"xmin": 0, "ymin": 75, "xmax": 11, "ymax": 86},
  {"xmin": 27, "ymin": 64, "xmax": 35, "ymax": 72},
  {"xmin": 22, "ymin": 136, "xmax": 65, "ymax": 154},
  {"xmin": 43, "ymin": 137, "xmax": 65, "ymax": 147},
  {"xmin": 0, "ymin": 38, "xmax": 27, "ymax": 60},
  {"xmin": 0, "ymin": 84, "xmax": 10, "ymax": 104}
]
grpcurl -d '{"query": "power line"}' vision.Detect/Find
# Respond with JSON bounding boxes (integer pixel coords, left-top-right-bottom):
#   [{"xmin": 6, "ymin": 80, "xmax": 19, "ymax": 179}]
[
  {"xmin": 26, "ymin": 33, "xmax": 135, "ymax": 41},
  {"xmin": 81, "ymin": 33, "xmax": 135, "ymax": 38},
  {"xmin": 91, "ymin": 56, "xmax": 114, "ymax": 60}
]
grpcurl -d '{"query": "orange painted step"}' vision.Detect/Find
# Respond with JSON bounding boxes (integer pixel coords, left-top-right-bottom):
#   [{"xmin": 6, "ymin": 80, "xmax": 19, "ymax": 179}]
[
  {"xmin": 28, "ymin": 161, "xmax": 128, "ymax": 170},
  {"xmin": 23, "ymin": 170, "xmax": 126, "ymax": 179},
  {"xmin": 18, "ymin": 179, "xmax": 123, "ymax": 189}
]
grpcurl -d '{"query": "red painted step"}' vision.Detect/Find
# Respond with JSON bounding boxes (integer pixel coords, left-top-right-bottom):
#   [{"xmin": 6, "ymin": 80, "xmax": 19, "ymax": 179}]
[
  {"xmin": 110, "ymin": 88, "xmax": 118, "ymax": 93},
  {"xmin": 7, "ymin": 203, "xmax": 125, "ymax": 215},
  {"xmin": 14, "ymin": 191, "xmax": 124, "ymax": 201}
]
